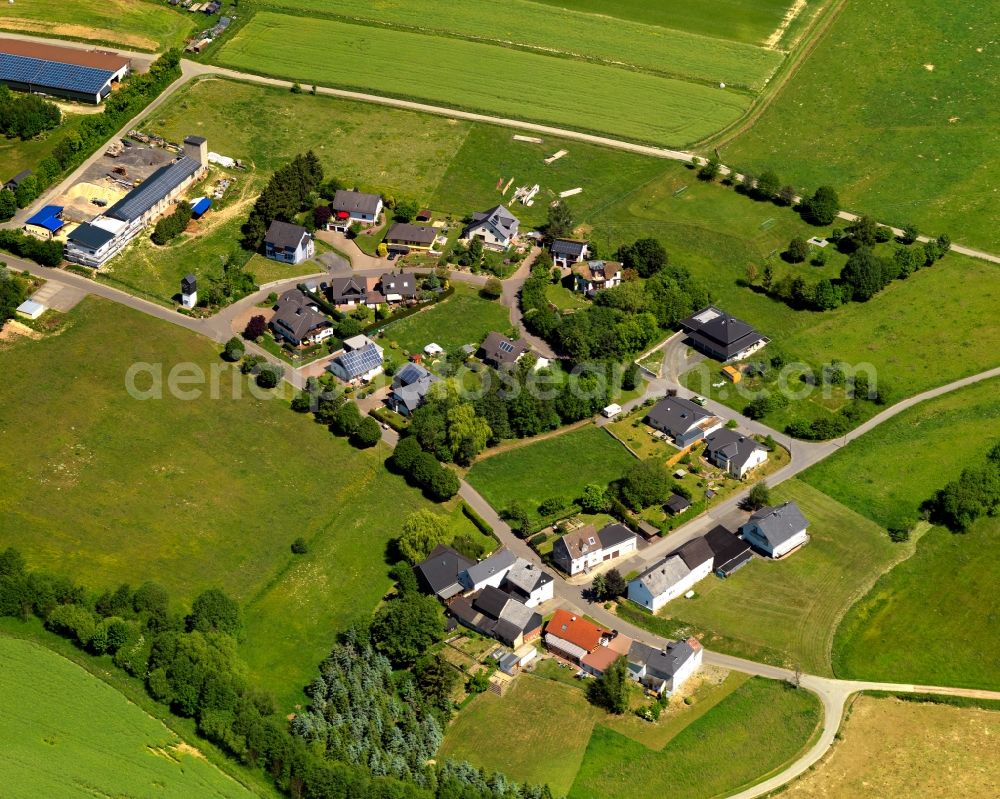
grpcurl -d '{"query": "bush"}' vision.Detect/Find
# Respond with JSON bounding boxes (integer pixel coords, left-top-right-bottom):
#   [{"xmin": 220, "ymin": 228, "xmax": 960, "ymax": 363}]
[
  {"xmin": 538, "ymin": 497, "xmax": 567, "ymax": 517},
  {"xmin": 801, "ymin": 185, "xmax": 839, "ymax": 226},
  {"xmin": 0, "ymin": 229, "xmax": 63, "ymax": 266},
  {"xmin": 223, "ymin": 336, "xmax": 244, "ymax": 362},
  {"xmin": 243, "ymin": 315, "xmax": 267, "ymax": 340},
  {"xmin": 151, "ymin": 201, "xmax": 192, "ymax": 245},
  {"xmin": 255, "ymin": 363, "xmax": 283, "ymax": 389},
  {"xmin": 351, "ymin": 416, "xmax": 381, "ymax": 448},
  {"xmin": 291, "ymin": 537, "xmax": 309, "ymax": 554},
  {"xmin": 481, "ymin": 277, "xmax": 503, "ymax": 299}
]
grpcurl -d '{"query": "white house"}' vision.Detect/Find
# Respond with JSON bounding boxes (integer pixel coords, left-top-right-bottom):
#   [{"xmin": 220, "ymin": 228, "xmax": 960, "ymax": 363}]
[
  {"xmin": 551, "ymin": 238, "xmax": 589, "ymax": 268},
  {"xmin": 645, "ymin": 396, "xmax": 724, "ymax": 448},
  {"xmin": 740, "ymin": 501, "xmax": 810, "ymax": 559},
  {"xmin": 327, "ymin": 335, "xmax": 384, "ymax": 382},
  {"xmin": 551, "ymin": 523, "xmax": 637, "ymax": 576},
  {"xmin": 704, "ymin": 429, "xmax": 768, "ymax": 479},
  {"xmin": 460, "ymin": 548, "xmax": 517, "ymax": 592},
  {"xmin": 462, "ymin": 205, "xmax": 520, "ymax": 250},
  {"xmin": 264, "ymin": 220, "xmax": 314, "ymax": 265},
  {"xmin": 270, "ymin": 289, "xmax": 333, "ymax": 347},
  {"xmin": 627, "ymin": 537, "xmax": 714, "ymax": 613},
  {"xmin": 628, "ymin": 638, "xmax": 703, "ymax": 696},
  {"xmin": 502, "ymin": 559, "xmax": 554, "ymax": 608},
  {"xmin": 572, "ymin": 260, "xmax": 623, "ymax": 295},
  {"xmin": 329, "ymin": 190, "xmax": 383, "ymax": 231}
]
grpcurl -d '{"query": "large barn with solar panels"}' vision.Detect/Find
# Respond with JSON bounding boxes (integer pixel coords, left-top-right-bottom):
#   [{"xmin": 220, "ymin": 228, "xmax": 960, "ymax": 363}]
[{"xmin": 0, "ymin": 38, "xmax": 130, "ymax": 104}]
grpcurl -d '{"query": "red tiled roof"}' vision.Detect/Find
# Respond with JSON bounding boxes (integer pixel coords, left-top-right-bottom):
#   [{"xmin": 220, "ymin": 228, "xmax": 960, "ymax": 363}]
[{"xmin": 546, "ymin": 609, "xmax": 607, "ymax": 653}]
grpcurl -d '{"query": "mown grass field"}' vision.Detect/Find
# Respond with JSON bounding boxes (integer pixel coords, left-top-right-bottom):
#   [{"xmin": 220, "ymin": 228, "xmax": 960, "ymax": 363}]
[
  {"xmin": 723, "ymin": 0, "xmax": 1000, "ymax": 252},
  {"xmin": 796, "ymin": 379, "xmax": 1000, "ymax": 689},
  {"xmin": 379, "ymin": 284, "xmax": 512, "ymax": 358},
  {"xmin": 568, "ymin": 677, "xmax": 821, "ymax": 799},
  {"xmin": 784, "ymin": 695, "xmax": 1000, "ymax": 799},
  {"xmin": 0, "ymin": 113, "xmax": 88, "ymax": 182},
  {"xmin": 0, "ymin": 636, "xmax": 254, "ymax": 798},
  {"xmin": 0, "ymin": 0, "xmax": 195, "ymax": 50},
  {"xmin": 625, "ymin": 480, "xmax": 899, "ymax": 674},
  {"xmin": 254, "ymin": 0, "xmax": 783, "ymax": 89},
  {"xmin": 466, "ymin": 425, "xmax": 636, "ymax": 524},
  {"xmin": 528, "ymin": 0, "xmax": 797, "ymax": 44},
  {"xmin": 214, "ymin": 13, "xmax": 752, "ymax": 146},
  {"xmin": 0, "ymin": 298, "xmax": 457, "ymax": 705}
]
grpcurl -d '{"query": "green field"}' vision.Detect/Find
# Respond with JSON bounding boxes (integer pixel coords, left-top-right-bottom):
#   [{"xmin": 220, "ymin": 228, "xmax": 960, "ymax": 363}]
[
  {"xmin": 568, "ymin": 677, "xmax": 821, "ymax": 799},
  {"xmin": 0, "ymin": 113, "xmax": 88, "ymax": 182},
  {"xmin": 0, "ymin": 0, "xmax": 195, "ymax": 50},
  {"xmin": 379, "ymin": 284, "xmax": 512, "ymax": 358},
  {"xmin": 253, "ymin": 0, "xmax": 783, "ymax": 89},
  {"xmin": 625, "ymin": 480, "xmax": 899, "ymax": 674},
  {"xmin": 0, "ymin": 298, "xmax": 456, "ymax": 705},
  {"xmin": 796, "ymin": 378, "xmax": 1000, "ymax": 689},
  {"xmin": 0, "ymin": 635, "xmax": 254, "ymax": 798},
  {"xmin": 215, "ymin": 13, "xmax": 752, "ymax": 146},
  {"xmin": 466, "ymin": 425, "xmax": 636, "ymax": 523},
  {"xmin": 529, "ymin": 0, "xmax": 797, "ymax": 45},
  {"xmin": 723, "ymin": 0, "xmax": 1000, "ymax": 252}
]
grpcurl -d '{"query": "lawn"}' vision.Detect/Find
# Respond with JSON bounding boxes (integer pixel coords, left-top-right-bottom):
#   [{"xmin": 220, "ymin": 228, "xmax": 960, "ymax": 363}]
[
  {"xmin": 378, "ymin": 283, "xmax": 511, "ymax": 358},
  {"xmin": 0, "ymin": 113, "xmax": 88, "ymax": 181},
  {"xmin": 722, "ymin": 0, "xmax": 1000, "ymax": 252},
  {"xmin": 621, "ymin": 480, "xmax": 900, "ymax": 674},
  {"xmin": 784, "ymin": 695, "xmax": 1000, "ymax": 799},
  {"xmin": 0, "ymin": 0, "xmax": 196, "ymax": 51},
  {"xmin": 214, "ymin": 13, "xmax": 753, "ymax": 147},
  {"xmin": 528, "ymin": 0, "xmax": 799, "ymax": 45},
  {"xmin": 568, "ymin": 677, "xmax": 821, "ymax": 799},
  {"xmin": 0, "ymin": 635, "xmax": 254, "ymax": 798},
  {"xmin": 466, "ymin": 425, "xmax": 636, "ymax": 524},
  {"xmin": 0, "ymin": 298, "xmax": 451, "ymax": 705},
  {"xmin": 253, "ymin": 0, "xmax": 784, "ymax": 89},
  {"xmin": 546, "ymin": 283, "xmax": 590, "ymax": 311}
]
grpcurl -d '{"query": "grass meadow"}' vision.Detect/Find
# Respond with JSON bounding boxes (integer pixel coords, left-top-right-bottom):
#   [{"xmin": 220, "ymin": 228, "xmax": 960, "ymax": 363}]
[
  {"xmin": 0, "ymin": 635, "xmax": 254, "ymax": 798},
  {"xmin": 622, "ymin": 480, "xmax": 900, "ymax": 674},
  {"xmin": 796, "ymin": 378, "xmax": 1000, "ymax": 689},
  {"xmin": 722, "ymin": 0, "xmax": 1000, "ymax": 252},
  {"xmin": 465, "ymin": 425, "xmax": 636, "ymax": 524},
  {"xmin": 0, "ymin": 113, "xmax": 88, "ymax": 183},
  {"xmin": 378, "ymin": 284, "xmax": 512, "ymax": 358},
  {"xmin": 253, "ymin": 0, "xmax": 783, "ymax": 89},
  {"xmin": 568, "ymin": 677, "xmax": 821, "ymax": 799},
  {"xmin": 0, "ymin": 0, "xmax": 195, "ymax": 51},
  {"xmin": 0, "ymin": 298, "xmax": 460, "ymax": 706},
  {"xmin": 214, "ymin": 13, "xmax": 752, "ymax": 147},
  {"xmin": 783, "ymin": 695, "xmax": 1000, "ymax": 799}
]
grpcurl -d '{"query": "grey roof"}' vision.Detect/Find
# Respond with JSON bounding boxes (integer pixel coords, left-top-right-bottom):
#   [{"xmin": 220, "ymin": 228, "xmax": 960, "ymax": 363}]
[
  {"xmin": 106, "ymin": 156, "xmax": 200, "ymax": 222},
  {"xmin": 743, "ymin": 501, "xmax": 810, "ymax": 549},
  {"xmin": 184, "ymin": 135, "xmax": 206, "ymax": 145},
  {"xmin": 674, "ymin": 536, "xmax": 714, "ymax": 571},
  {"xmin": 551, "ymin": 238, "xmax": 588, "ymax": 258},
  {"xmin": 705, "ymin": 429, "xmax": 765, "ymax": 469},
  {"xmin": 328, "ymin": 276, "xmax": 369, "ymax": 303},
  {"xmin": 394, "ymin": 362, "xmax": 433, "ymax": 388},
  {"xmin": 329, "ymin": 342, "xmax": 383, "ymax": 379},
  {"xmin": 598, "ymin": 523, "xmax": 636, "ymax": 550},
  {"xmin": 665, "ymin": 494, "xmax": 692, "ymax": 514},
  {"xmin": 271, "ymin": 289, "xmax": 329, "ymax": 342},
  {"xmin": 380, "ymin": 272, "xmax": 418, "ymax": 298},
  {"xmin": 645, "ymin": 396, "xmax": 714, "ymax": 437},
  {"xmin": 498, "ymin": 597, "xmax": 540, "ymax": 633},
  {"xmin": 68, "ymin": 222, "xmax": 115, "ymax": 250},
  {"xmin": 386, "ymin": 223, "xmax": 436, "ymax": 246},
  {"xmin": 415, "ymin": 544, "xmax": 474, "ymax": 599},
  {"xmin": 5, "ymin": 169, "xmax": 32, "ymax": 186},
  {"xmin": 473, "ymin": 585, "xmax": 512, "ymax": 619},
  {"xmin": 633, "ymin": 555, "xmax": 690, "ymax": 598},
  {"xmin": 467, "ymin": 204, "xmax": 519, "ymax": 240},
  {"xmin": 391, "ymin": 373, "xmax": 440, "ymax": 413},
  {"xmin": 265, "ymin": 220, "xmax": 310, "ymax": 250},
  {"xmin": 332, "ymin": 189, "xmax": 381, "ymax": 216},
  {"xmin": 646, "ymin": 639, "xmax": 697, "ymax": 680},
  {"xmin": 464, "ymin": 547, "xmax": 517, "ymax": 586},
  {"xmin": 479, "ymin": 331, "xmax": 527, "ymax": 366},
  {"xmin": 680, "ymin": 306, "xmax": 766, "ymax": 359},
  {"xmin": 504, "ymin": 559, "xmax": 553, "ymax": 596},
  {"xmin": 627, "ymin": 640, "xmax": 658, "ymax": 669}
]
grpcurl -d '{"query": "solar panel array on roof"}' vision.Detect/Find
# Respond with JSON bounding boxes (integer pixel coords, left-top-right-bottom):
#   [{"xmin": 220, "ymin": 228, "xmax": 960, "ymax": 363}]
[
  {"xmin": 0, "ymin": 53, "xmax": 113, "ymax": 95},
  {"xmin": 499, "ymin": 340, "xmax": 515, "ymax": 354},
  {"xmin": 105, "ymin": 157, "xmax": 200, "ymax": 223},
  {"xmin": 335, "ymin": 343, "xmax": 383, "ymax": 379}
]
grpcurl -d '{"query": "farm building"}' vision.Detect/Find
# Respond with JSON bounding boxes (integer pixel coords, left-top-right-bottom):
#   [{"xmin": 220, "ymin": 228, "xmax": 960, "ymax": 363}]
[
  {"xmin": 0, "ymin": 38, "xmax": 130, "ymax": 104},
  {"xmin": 23, "ymin": 205, "xmax": 65, "ymax": 240},
  {"xmin": 65, "ymin": 136, "xmax": 208, "ymax": 267}
]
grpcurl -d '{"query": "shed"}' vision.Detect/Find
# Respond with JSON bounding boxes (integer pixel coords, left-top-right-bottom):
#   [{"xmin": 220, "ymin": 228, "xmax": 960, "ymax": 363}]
[
  {"xmin": 15, "ymin": 299, "xmax": 46, "ymax": 320},
  {"xmin": 25, "ymin": 205, "xmax": 64, "ymax": 234},
  {"xmin": 602, "ymin": 403, "xmax": 622, "ymax": 419},
  {"xmin": 664, "ymin": 494, "xmax": 692, "ymax": 516},
  {"xmin": 190, "ymin": 197, "xmax": 212, "ymax": 218}
]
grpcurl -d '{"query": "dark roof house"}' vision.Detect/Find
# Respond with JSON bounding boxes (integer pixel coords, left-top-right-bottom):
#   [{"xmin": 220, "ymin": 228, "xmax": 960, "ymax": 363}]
[
  {"xmin": 645, "ymin": 396, "xmax": 722, "ymax": 446},
  {"xmin": 415, "ymin": 544, "xmax": 474, "ymax": 600},
  {"xmin": 478, "ymin": 331, "xmax": 528, "ymax": 368},
  {"xmin": 679, "ymin": 306, "xmax": 769, "ymax": 362},
  {"xmin": 551, "ymin": 238, "xmax": 589, "ymax": 262},
  {"xmin": 703, "ymin": 525, "xmax": 753, "ymax": 577},
  {"xmin": 664, "ymin": 493, "xmax": 692, "ymax": 516},
  {"xmin": 270, "ymin": 289, "xmax": 331, "ymax": 346},
  {"xmin": 264, "ymin": 220, "xmax": 310, "ymax": 251},
  {"xmin": 331, "ymin": 189, "xmax": 382, "ymax": 217},
  {"xmin": 385, "ymin": 223, "xmax": 437, "ymax": 248},
  {"xmin": 389, "ymin": 362, "xmax": 440, "ymax": 415}
]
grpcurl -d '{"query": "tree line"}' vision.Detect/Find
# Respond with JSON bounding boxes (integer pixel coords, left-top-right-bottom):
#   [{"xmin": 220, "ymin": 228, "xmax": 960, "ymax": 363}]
[
  {"xmin": 0, "ymin": 85, "xmax": 60, "ymax": 140},
  {"xmin": 151, "ymin": 200, "xmax": 192, "ymax": 245},
  {"xmin": 241, "ymin": 152, "xmax": 324, "ymax": 251},
  {"xmin": 922, "ymin": 441, "xmax": 1000, "ymax": 534},
  {"xmin": 0, "ymin": 266, "xmax": 30, "ymax": 330},
  {"xmin": 0, "ymin": 549, "xmax": 550, "ymax": 799}
]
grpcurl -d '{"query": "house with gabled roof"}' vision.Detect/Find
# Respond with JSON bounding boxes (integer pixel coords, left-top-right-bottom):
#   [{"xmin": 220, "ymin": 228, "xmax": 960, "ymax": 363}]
[
  {"xmin": 645, "ymin": 396, "xmax": 723, "ymax": 447},
  {"xmin": 627, "ymin": 537, "xmax": 713, "ymax": 613},
  {"xmin": 448, "ymin": 585, "xmax": 542, "ymax": 648},
  {"xmin": 463, "ymin": 204, "xmax": 520, "ymax": 250},
  {"xmin": 460, "ymin": 547, "xmax": 517, "ymax": 592},
  {"xmin": 679, "ymin": 306, "xmax": 769, "ymax": 362},
  {"xmin": 327, "ymin": 335, "xmax": 384, "ymax": 383},
  {"xmin": 379, "ymin": 272, "xmax": 418, "ymax": 303},
  {"xmin": 572, "ymin": 260, "xmax": 623, "ymax": 295},
  {"xmin": 704, "ymin": 525, "xmax": 753, "ymax": 577},
  {"xmin": 704, "ymin": 429, "xmax": 768, "ymax": 479},
  {"xmin": 628, "ymin": 637, "xmax": 703, "ymax": 695},
  {"xmin": 270, "ymin": 289, "xmax": 333, "ymax": 347},
  {"xmin": 385, "ymin": 223, "xmax": 437, "ymax": 252},
  {"xmin": 264, "ymin": 221, "xmax": 314, "ymax": 265},
  {"xmin": 388, "ymin": 362, "xmax": 441, "ymax": 417},
  {"xmin": 543, "ymin": 609, "xmax": 609, "ymax": 664},
  {"xmin": 551, "ymin": 522, "xmax": 637, "ymax": 576},
  {"xmin": 740, "ymin": 501, "xmax": 810, "ymax": 559},
  {"xmin": 329, "ymin": 189, "xmax": 382, "ymax": 230},
  {"xmin": 551, "ymin": 238, "xmax": 589, "ymax": 268},
  {"xmin": 502, "ymin": 559, "xmax": 554, "ymax": 608},
  {"xmin": 414, "ymin": 544, "xmax": 474, "ymax": 601},
  {"xmin": 327, "ymin": 276, "xmax": 373, "ymax": 309},
  {"xmin": 478, "ymin": 331, "xmax": 528, "ymax": 369}
]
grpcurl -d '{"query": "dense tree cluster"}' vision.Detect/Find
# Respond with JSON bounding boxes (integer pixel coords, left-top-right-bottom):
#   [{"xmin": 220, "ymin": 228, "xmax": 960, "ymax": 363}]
[
  {"xmin": 241, "ymin": 152, "xmax": 324, "ymax": 250},
  {"xmin": 0, "ymin": 267, "xmax": 29, "ymax": 330},
  {"xmin": 0, "ymin": 85, "xmax": 61, "ymax": 139},
  {"xmin": 151, "ymin": 201, "xmax": 192, "ymax": 245},
  {"xmin": 202, "ymin": 251, "xmax": 258, "ymax": 307},
  {"xmin": 587, "ymin": 656, "xmax": 630, "ymax": 713},
  {"xmin": 0, "ymin": 229, "xmax": 63, "ymax": 266},
  {"xmin": 390, "ymin": 435, "xmax": 461, "ymax": 500},
  {"xmin": 925, "ymin": 442, "xmax": 1000, "ymax": 532}
]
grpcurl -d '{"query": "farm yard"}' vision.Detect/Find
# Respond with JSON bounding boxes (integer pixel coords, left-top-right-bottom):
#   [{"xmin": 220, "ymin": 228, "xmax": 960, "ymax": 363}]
[
  {"xmin": 252, "ymin": 0, "xmax": 784, "ymax": 90},
  {"xmin": 722, "ymin": 0, "xmax": 1000, "ymax": 252},
  {"xmin": 213, "ymin": 13, "xmax": 754, "ymax": 147},
  {"xmin": 621, "ymin": 480, "xmax": 900, "ymax": 674},
  {"xmin": 783, "ymin": 695, "xmax": 1000, "ymax": 799},
  {"xmin": 0, "ymin": 636, "xmax": 254, "ymax": 798},
  {"xmin": 465, "ymin": 425, "xmax": 636, "ymax": 528},
  {"xmin": 0, "ymin": 0, "xmax": 196, "ymax": 51}
]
